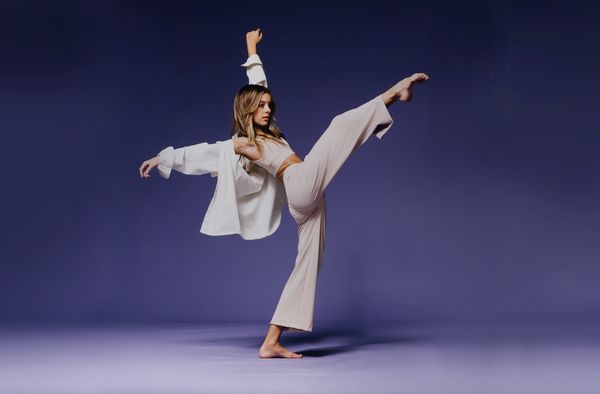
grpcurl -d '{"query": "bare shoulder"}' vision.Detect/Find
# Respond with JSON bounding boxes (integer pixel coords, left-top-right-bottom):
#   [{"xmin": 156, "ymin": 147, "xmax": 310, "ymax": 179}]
[{"xmin": 232, "ymin": 136, "xmax": 261, "ymax": 161}]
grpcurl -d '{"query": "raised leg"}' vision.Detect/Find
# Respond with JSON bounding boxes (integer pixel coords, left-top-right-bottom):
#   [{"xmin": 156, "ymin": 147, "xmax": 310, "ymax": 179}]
[
  {"xmin": 285, "ymin": 72, "xmax": 429, "ymax": 214},
  {"xmin": 381, "ymin": 72, "xmax": 430, "ymax": 106},
  {"xmin": 282, "ymin": 94, "xmax": 394, "ymax": 218}
]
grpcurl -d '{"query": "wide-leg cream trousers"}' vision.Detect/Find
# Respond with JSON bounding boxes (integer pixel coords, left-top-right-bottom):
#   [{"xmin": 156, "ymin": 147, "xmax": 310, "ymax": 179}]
[{"xmin": 270, "ymin": 94, "xmax": 394, "ymax": 332}]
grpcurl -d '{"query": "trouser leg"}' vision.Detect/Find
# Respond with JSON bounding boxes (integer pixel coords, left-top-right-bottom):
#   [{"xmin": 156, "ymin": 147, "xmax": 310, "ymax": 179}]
[
  {"xmin": 298, "ymin": 94, "xmax": 394, "ymax": 210},
  {"xmin": 270, "ymin": 194, "xmax": 326, "ymax": 332}
]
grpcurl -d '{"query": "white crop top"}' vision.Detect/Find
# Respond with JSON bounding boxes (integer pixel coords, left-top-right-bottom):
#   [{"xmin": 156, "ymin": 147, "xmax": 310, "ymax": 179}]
[{"xmin": 253, "ymin": 136, "xmax": 296, "ymax": 177}]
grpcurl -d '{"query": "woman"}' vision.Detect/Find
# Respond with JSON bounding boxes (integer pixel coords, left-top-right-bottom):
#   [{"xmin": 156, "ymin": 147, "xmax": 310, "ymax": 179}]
[{"xmin": 140, "ymin": 28, "xmax": 429, "ymax": 359}]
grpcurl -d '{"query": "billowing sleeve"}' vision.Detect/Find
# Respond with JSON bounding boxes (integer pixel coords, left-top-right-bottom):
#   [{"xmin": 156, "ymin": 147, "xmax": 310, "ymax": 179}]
[
  {"xmin": 241, "ymin": 54, "xmax": 268, "ymax": 87},
  {"xmin": 157, "ymin": 142, "xmax": 220, "ymax": 179}
]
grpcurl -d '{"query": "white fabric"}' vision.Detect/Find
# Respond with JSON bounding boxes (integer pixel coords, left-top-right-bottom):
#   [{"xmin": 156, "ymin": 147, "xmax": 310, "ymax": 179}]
[
  {"xmin": 156, "ymin": 54, "xmax": 287, "ymax": 240},
  {"xmin": 240, "ymin": 54, "xmax": 268, "ymax": 87}
]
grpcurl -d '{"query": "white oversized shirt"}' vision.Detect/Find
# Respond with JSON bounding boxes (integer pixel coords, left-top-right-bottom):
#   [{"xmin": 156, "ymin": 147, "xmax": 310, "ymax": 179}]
[{"xmin": 157, "ymin": 54, "xmax": 286, "ymax": 240}]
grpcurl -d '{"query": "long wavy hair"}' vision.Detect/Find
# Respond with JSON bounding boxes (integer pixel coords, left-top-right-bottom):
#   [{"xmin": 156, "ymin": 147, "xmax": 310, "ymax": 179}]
[{"xmin": 230, "ymin": 84, "xmax": 287, "ymax": 166}]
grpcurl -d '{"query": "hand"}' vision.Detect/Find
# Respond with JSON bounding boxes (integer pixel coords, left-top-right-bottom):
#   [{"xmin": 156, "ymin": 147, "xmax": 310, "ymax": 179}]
[
  {"xmin": 139, "ymin": 156, "xmax": 159, "ymax": 178},
  {"xmin": 246, "ymin": 28, "xmax": 263, "ymax": 46}
]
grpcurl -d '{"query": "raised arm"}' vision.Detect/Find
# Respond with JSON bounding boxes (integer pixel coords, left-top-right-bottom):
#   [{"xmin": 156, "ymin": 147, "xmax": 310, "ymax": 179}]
[
  {"xmin": 246, "ymin": 28, "xmax": 262, "ymax": 57},
  {"xmin": 241, "ymin": 28, "xmax": 268, "ymax": 87}
]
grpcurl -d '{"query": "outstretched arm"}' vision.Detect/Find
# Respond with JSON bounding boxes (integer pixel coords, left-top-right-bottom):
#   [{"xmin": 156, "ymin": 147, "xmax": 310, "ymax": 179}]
[
  {"xmin": 241, "ymin": 28, "xmax": 268, "ymax": 87},
  {"xmin": 140, "ymin": 139, "xmax": 262, "ymax": 179},
  {"xmin": 139, "ymin": 143, "xmax": 220, "ymax": 179}
]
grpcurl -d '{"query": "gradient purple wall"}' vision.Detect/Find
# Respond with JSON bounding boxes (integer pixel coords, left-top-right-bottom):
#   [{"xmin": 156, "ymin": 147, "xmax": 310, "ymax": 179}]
[{"xmin": 1, "ymin": 0, "xmax": 598, "ymax": 326}]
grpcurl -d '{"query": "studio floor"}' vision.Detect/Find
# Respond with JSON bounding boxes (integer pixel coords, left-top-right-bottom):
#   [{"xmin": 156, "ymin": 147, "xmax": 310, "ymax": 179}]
[{"xmin": 0, "ymin": 321, "xmax": 598, "ymax": 393}]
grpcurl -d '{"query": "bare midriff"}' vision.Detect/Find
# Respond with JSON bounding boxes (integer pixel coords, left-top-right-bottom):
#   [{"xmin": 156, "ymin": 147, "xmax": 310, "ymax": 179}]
[{"xmin": 276, "ymin": 153, "xmax": 303, "ymax": 183}]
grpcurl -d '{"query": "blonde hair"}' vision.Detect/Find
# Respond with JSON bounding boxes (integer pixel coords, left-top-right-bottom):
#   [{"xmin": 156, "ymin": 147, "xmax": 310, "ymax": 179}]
[{"xmin": 230, "ymin": 84, "xmax": 287, "ymax": 165}]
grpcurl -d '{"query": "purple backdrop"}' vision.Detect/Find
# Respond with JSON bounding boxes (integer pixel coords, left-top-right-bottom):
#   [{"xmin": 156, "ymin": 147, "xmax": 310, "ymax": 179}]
[{"xmin": 1, "ymin": 0, "xmax": 598, "ymax": 327}]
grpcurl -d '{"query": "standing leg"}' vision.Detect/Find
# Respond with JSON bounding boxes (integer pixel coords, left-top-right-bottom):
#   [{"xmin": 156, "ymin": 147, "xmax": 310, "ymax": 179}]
[
  {"xmin": 269, "ymin": 194, "xmax": 326, "ymax": 332},
  {"xmin": 258, "ymin": 194, "xmax": 325, "ymax": 358}
]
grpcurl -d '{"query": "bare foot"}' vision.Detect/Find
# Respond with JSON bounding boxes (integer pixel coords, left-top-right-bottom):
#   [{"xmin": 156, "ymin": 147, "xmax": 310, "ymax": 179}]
[
  {"xmin": 259, "ymin": 342, "xmax": 303, "ymax": 359},
  {"xmin": 392, "ymin": 73, "xmax": 430, "ymax": 102}
]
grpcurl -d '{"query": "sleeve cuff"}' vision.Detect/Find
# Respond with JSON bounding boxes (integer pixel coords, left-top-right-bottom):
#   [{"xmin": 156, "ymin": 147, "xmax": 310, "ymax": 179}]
[
  {"xmin": 157, "ymin": 146, "xmax": 174, "ymax": 179},
  {"xmin": 240, "ymin": 54, "xmax": 262, "ymax": 67},
  {"xmin": 373, "ymin": 94, "xmax": 394, "ymax": 140},
  {"xmin": 241, "ymin": 54, "xmax": 268, "ymax": 87}
]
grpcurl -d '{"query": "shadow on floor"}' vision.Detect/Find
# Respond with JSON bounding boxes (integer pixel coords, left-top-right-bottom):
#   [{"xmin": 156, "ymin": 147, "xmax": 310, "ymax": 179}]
[{"xmin": 180, "ymin": 321, "xmax": 440, "ymax": 357}]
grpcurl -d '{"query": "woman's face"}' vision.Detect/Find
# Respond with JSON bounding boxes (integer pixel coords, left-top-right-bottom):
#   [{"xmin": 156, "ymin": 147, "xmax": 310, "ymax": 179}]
[{"xmin": 252, "ymin": 93, "xmax": 272, "ymax": 129}]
